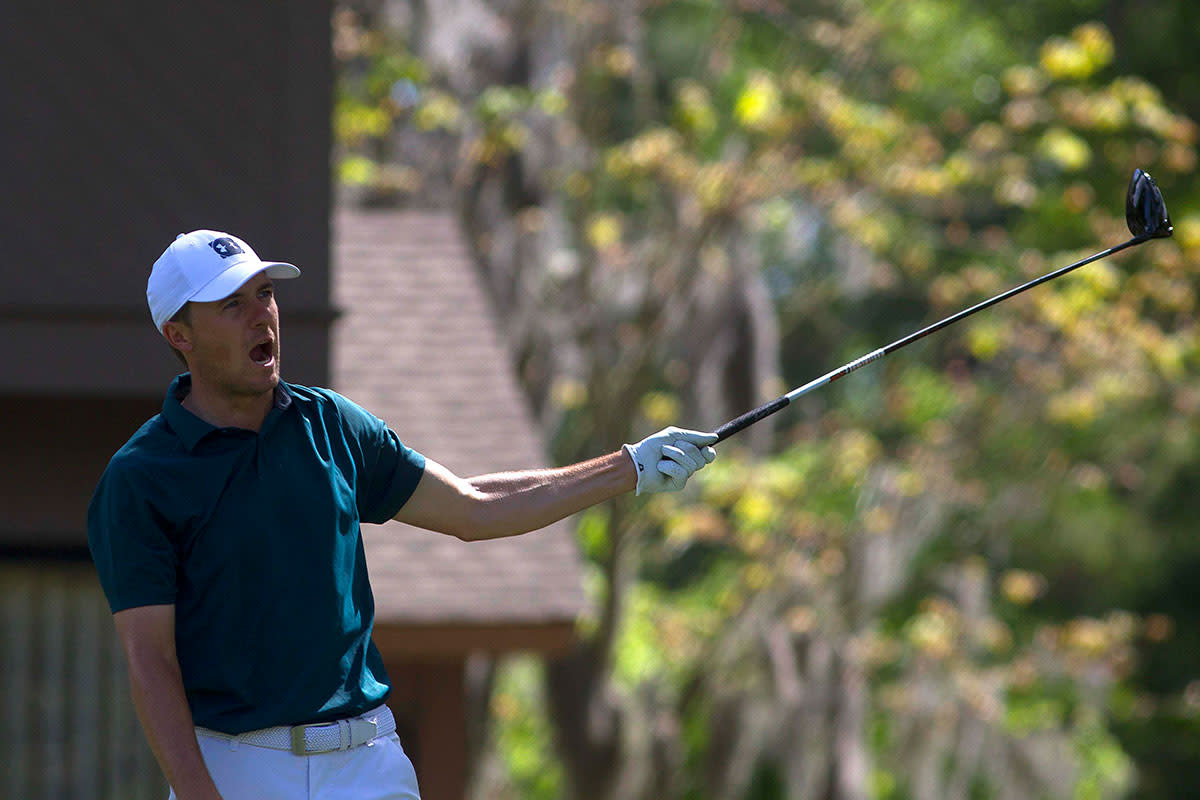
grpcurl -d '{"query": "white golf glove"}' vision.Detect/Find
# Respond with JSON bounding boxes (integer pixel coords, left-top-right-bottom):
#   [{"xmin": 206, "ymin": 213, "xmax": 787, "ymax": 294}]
[{"xmin": 623, "ymin": 427, "xmax": 718, "ymax": 495}]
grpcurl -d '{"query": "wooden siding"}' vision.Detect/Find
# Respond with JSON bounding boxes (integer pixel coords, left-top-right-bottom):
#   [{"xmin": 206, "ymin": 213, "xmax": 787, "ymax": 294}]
[
  {"xmin": 0, "ymin": 562, "xmax": 487, "ymax": 799},
  {"xmin": 0, "ymin": 562, "xmax": 166, "ymax": 799}
]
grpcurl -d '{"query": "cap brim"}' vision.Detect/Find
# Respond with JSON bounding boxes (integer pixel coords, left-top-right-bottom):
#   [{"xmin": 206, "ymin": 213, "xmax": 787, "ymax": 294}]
[{"xmin": 189, "ymin": 260, "xmax": 301, "ymax": 303}]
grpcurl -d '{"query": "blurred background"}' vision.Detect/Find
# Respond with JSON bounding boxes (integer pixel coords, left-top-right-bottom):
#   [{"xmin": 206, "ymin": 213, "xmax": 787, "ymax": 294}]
[{"xmin": 3, "ymin": 1, "xmax": 1198, "ymax": 798}]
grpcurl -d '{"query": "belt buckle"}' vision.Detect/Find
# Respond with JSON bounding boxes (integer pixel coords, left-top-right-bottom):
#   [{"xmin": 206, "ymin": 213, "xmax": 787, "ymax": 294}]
[
  {"xmin": 290, "ymin": 725, "xmax": 310, "ymax": 755},
  {"xmin": 291, "ymin": 723, "xmax": 340, "ymax": 755},
  {"xmin": 290, "ymin": 717, "xmax": 379, "ymax": 755}
]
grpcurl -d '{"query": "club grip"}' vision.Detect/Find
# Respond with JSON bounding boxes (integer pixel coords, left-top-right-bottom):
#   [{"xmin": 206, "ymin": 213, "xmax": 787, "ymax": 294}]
[{"xmin": 713, "ymin": 396, "xmax": 790, "ymax": 443}]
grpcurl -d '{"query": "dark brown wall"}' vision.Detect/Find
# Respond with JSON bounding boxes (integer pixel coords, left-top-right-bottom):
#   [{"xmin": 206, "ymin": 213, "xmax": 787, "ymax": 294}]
[
  {"xmin": 0, "ymin": 397, "xmax": 160, "ymax": 549},
  {"xmin": 386, "ymin": 659, "xmax": 470, "ymax": 800},
  {"xmin": 0, "ymin": 1, "xmax": 334, "ymax": 391}
]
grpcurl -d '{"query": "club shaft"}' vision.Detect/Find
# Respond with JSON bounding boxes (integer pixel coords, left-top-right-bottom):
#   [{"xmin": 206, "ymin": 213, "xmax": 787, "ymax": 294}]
[{"xmin": 712, "ymin": 236, "xmax": 1144, "ymax": 443}]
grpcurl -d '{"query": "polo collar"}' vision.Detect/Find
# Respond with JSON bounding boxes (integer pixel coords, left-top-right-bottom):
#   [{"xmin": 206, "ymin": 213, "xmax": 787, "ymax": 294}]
[{"xmin": 163, "ymin": 374, "xmax": 294, "ymax": 451}]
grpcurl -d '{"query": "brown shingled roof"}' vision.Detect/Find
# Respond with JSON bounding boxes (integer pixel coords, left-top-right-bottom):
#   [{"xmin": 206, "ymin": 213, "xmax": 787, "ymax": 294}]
[{"xmin": 332, "ymin": 209, "xmax": 586, "ymax": 630}]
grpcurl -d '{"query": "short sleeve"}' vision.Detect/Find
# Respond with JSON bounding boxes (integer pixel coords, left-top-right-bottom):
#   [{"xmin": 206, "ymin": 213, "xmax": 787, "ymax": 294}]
[
  {"xmin": 359, "ymin": 425, "xmax": 427, "ymax": 523},
  {"xmin": 87, "ymin": 460, "xmax": 180, "ymax": 613},
  {"xmin": 327, "ymin": 393, "xmax": 426, "ymax": 524}
]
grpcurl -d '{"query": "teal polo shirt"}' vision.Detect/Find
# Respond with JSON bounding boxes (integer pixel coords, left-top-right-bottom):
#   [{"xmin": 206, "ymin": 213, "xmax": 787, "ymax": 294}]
[{"xmin": 88, "ymin": 375, "xmax": 426, "ymax": 734}]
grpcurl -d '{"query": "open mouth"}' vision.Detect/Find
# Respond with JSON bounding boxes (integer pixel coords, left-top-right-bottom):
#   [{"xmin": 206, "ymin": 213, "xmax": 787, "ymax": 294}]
[{"xmin": 249, "ymin": 338, "xmax": 275, "ymax": 367}]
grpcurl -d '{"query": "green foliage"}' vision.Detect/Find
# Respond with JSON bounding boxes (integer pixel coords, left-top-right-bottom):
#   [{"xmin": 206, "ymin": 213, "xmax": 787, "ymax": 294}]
[
  {"xmin": 489, "ymin": 657, "xmax": 565, "ymax": 800},
  {"xmin": 336, "ymin": 0, "xmax": 1200, "ymax": 796},
  {"xmin": 1073, "ymin": 719, "xmax": 1135, "ymax": 800}
]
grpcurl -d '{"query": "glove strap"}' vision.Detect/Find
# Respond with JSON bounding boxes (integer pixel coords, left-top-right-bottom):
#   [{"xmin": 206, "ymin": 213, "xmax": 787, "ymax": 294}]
[{"xmin": 622, "ymin": 443, "xmax": 647, "ymax": 495}]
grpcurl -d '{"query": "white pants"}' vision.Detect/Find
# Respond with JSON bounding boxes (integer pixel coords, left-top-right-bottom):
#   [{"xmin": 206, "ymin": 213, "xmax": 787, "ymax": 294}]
[{"xmin": 169, "ymin": 726, "xmax": 421, "ymax": 799}]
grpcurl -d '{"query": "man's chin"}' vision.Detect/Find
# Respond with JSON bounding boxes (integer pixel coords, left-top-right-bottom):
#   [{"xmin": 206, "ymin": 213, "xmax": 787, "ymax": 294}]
[
  {"xmin": 251, "ymin": 356, "xmax": 281, "ymax": 386},
  {"xmin": 258, "ymin": 371, "xmax": 281, "ymax": 395},
  {"xmin": 239, "ymin": 366, "xmax": 280, "ymax": 398}
]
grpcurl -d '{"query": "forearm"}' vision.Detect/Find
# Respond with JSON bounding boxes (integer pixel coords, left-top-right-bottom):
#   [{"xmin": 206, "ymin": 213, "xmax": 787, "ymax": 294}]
[
  {"xmin": 468, "ymin": 460, "xmax": 623, "ymax": 493},
  {"xmin": 462, "ymin": 450, "xmax": 636, "ymax": 540},
  {"xmin": 126, "ymin": 649, "xmax": 221, "ymax": 799},
  {"xmin": 395, "ymin": 427, "xmax": 715, "ymax": 539}
]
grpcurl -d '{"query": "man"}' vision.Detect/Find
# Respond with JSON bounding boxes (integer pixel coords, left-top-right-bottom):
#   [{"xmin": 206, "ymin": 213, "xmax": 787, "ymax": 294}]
[{"xmin": 87, "ymin": 229, "xmax": 718, "ymax": 799}]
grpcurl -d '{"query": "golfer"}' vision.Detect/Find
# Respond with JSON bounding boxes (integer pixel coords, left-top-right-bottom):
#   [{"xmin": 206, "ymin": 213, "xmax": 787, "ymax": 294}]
[{"xmin": 87, "ymin": 230, "xmax": 717, "ymax": 800}]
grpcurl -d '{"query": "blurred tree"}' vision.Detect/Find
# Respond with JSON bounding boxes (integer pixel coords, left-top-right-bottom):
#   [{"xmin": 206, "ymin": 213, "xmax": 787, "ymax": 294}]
[{"xmin": 333, "ymin": 1, "xmax": 1199, "ymax": 798}]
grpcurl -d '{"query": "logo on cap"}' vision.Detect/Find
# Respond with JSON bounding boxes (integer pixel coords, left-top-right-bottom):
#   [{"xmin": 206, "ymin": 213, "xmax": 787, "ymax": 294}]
[{"xmin": 209, "ymin": 238, "xmax": 245, "ymax": 258}]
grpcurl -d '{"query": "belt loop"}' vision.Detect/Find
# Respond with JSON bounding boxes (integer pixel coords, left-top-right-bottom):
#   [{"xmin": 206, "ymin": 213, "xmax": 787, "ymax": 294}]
[{"xmin": 339, "ymin": 718, "xmax": 351, "ymax": 751}]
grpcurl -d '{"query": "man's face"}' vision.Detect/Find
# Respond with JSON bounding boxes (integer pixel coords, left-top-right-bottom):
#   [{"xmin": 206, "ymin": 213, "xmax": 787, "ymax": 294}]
[{"xmin": 174, "ymin": 274, "xmax": 282, "ymax": 398}]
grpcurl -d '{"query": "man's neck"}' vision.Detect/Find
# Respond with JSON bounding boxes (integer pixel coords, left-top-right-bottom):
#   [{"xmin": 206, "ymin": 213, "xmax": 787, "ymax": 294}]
[{"xmin": 181, "ymin": 378, "xmax": 275, "ymax": 432}]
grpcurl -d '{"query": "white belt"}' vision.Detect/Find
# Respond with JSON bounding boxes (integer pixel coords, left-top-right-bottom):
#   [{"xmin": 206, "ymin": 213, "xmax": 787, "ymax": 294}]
[{"xmin": 197, "ymin": 705, "xmax": 396, "ymax": 756}]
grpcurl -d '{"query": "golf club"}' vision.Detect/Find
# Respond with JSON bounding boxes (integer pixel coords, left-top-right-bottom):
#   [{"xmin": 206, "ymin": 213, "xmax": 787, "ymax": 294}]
[{"xmin": 710, "ymin": 168, "xmax": 1174, "ymax": 443}]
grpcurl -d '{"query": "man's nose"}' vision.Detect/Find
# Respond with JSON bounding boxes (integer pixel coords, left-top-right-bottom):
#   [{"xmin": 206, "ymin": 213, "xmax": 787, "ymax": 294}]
[{"xmin": 250, "ymin": 299, "xmax": 273, "ymax": 326}]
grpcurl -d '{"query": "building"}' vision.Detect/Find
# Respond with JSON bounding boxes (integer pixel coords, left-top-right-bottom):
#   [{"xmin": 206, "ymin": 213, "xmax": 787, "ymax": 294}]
[{"xmin": 0, "ymin": 4, "xmax": 583, "ymax": 797}]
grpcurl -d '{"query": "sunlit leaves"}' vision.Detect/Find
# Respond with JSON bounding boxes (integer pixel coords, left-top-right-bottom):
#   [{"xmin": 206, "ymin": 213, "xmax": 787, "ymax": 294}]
[
  {"xmin": 550, "ymin": 377, "xmax": 588, "ymax": 411},
  {"xmin": 336, "ymin": 2, "xmax": 1199, "ymax": 796},
  {"xmin": 1038, "ymin": 127, "xmax": 1093, "ymax": 171},
  {"xmin": 905, "ymin": 598, "xmax": 958, "ymax": 659},
  {"xmin": 832, "ymin": 428, "xmax": 883, "ymax": 483},
  {"xmin": 1040, "ymin": 23, "xmax": 1114, "ymax": 81},
  {"xmin": 639, "ymin": 391, "xmax": 680, "ymax": 427},
  {"xmin": 1001, "ymin": 569, "xmax": 1046, "ymax": 606},
  {"xmin": 965, "ymin": 319, "xmax": 1005, "ymax": 361},
  {"xmin": 337, "ymin": 154, "xmax": 378, "ymax": 186},
  {"xmin": 335, "ymin": 100, "xmax": 392, "ymax": 145},
  {"xmin": 1055, "ymin": 88, "xmax": 1128, "ymax": 132},
  {"xmin": 694, "ymin": 162, "xmax": 737, "ymax": 212},
  {"xmin": 608, "ymin": 127, "xmax": 684, "ymax": 176},
  {"xmin": 586, "ymin": 212, "xmax": 623, "ymax": 251},
  {"xmin": 412, "ymin": 90, "xmax": 463, "ymax": 132},
  {"xmin": 664, "ymin": 506, "xmax": 727, "ymax": 545},
  {"xmin": 734, "ymin": 72, "xmax": 783, "ymax": 132},
  {"xmin": 1003, "ymin": 65, "xmax": 1048, "ymax": 97},
  {"xmin": 476, "ymin": 85, "xmax": 526, "ymax": 123},
  {"xmin": 673, "ymin": 80, "xmax": 717, "ymax": 140},
  {"xmin": 336, "ymin": 156, "xmax": 420, "ymax": 195},
  {"xmin": 1175, "ymin": 214, "xmax": 1200, "ymax": 252},
  {"xmin": 731, "ymin": 487, "xmax": 774, "ymax": 531}
]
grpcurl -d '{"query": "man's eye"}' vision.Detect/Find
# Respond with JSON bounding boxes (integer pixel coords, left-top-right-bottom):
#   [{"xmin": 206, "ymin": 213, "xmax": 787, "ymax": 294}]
[{"xmin": 224, "ymin": 300, "xmax": 239, "ymax": 310}]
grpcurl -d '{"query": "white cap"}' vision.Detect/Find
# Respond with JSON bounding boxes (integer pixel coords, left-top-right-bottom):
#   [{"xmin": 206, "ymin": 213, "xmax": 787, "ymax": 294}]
[{"xmin": 147, "ymin": 230, "xmax": 301, "ymax": 332}]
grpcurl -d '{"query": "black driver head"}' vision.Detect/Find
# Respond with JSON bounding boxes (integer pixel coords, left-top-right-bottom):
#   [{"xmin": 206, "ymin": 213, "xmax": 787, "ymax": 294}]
[{"xmin": 1126, "ymin": 168, "xmax": 1173, "ymax": 239}]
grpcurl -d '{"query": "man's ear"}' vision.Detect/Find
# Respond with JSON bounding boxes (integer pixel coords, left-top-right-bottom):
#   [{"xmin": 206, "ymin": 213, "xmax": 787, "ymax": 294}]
[{"xmin": 162, "ymin": 320, "xmax": 194, "ymax": 354}]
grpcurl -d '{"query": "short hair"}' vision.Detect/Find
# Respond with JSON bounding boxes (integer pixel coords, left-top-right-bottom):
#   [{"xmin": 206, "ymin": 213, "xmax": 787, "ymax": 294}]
[{"xmin": 166, "ymin": 303, "xmax": 192, "ymax": 367}]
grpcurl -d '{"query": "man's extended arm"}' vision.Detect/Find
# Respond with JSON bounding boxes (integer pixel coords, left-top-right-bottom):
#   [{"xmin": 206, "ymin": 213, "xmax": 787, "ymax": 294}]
[
  {"xmin": 113, "ymin": 605, "xmax": 222, "ymax": 800},
  {"xmin": 393, "ymin": 427, "xmax": 717, "ymax": 541}
]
